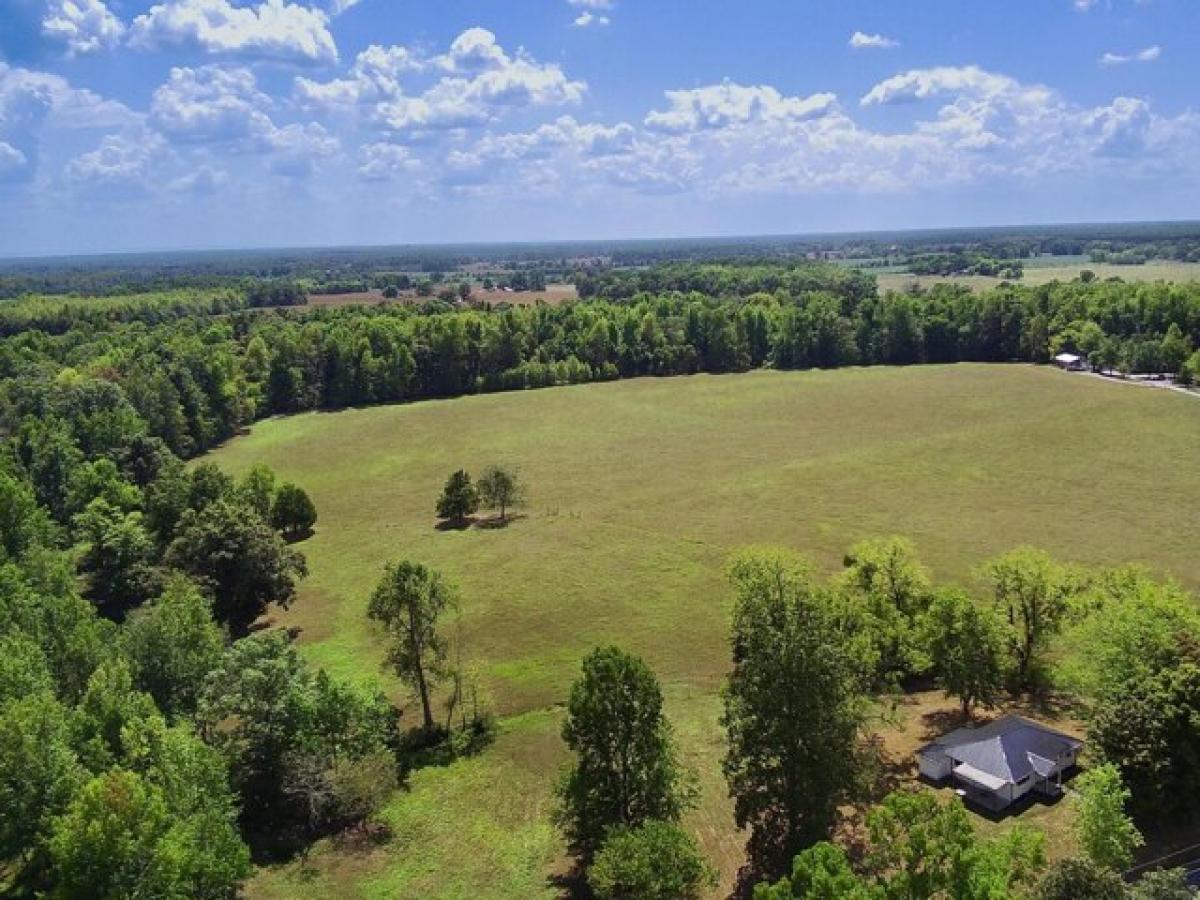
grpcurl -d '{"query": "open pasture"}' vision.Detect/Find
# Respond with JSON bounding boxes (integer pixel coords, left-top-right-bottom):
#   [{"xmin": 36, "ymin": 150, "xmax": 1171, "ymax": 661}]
[
  {"xmin": 876, "ymin": 259, "xmax": 1200, "ymax": 293},
  {"xmin": 208, "ymin": 365, "xmax": 1200, "ymax": 899}
]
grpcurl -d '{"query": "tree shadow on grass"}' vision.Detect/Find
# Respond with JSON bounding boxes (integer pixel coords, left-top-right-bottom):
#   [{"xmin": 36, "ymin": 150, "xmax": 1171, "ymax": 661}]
[
  {"xmin": 396, "ymin": 719, "xmax": 497, "ymax": 774},
  {"xmin": 474, "ymin": 513, "xmax": 527, "ymax": 530},
  {"xmin": 859, "ymin": 732, "xmax": 915, "ymax": 802},
  {"xmin": 919, "ymin": 707, "xmax": 973, "ymax": 742},
  {"xmin": 548, "ymin": 861, "xmax": 594, "ymax": 900},
  {"xmin": 435, "ymin": 513, "xmax": 527, "ymax": 531},
  {"xmin": 249, "ymin": 821, "xmax": 397, "ymax": 870},
  {"xmin": 435, "ymin": 516, "xmax": 475, "ymax": 531}
]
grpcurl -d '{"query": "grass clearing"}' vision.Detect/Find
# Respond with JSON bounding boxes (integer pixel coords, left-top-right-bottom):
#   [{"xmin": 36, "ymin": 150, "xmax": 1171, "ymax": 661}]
[
  {"xmin": 876, "ymin": 260, "xmax": 1200, "ymax": 293},
  {"xmin": 207, "ymin": 365, "xmax": 1200, "ymax": 898}
]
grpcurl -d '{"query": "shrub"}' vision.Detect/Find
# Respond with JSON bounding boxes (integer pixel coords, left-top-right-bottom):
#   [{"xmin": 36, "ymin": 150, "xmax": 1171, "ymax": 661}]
[{"xmin": 589, "ymin": 821, "xmax": 715, "ymax": 900}]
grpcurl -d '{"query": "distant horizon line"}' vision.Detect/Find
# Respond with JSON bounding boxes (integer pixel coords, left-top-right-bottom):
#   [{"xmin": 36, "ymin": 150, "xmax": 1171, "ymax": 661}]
[{"xmin": 4, "ymin": 216, "xmax": 1200, "ymax": 264}]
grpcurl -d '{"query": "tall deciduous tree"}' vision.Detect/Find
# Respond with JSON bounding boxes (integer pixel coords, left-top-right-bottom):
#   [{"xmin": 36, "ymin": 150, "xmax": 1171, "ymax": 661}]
[
  {"xmin": 722, "ymin": 548, "xmax": 867, "ymax": 872},
  {"xmin": 121, "ymin": 576, "xmax": 226, "ymax": 720},
  {"xmin": 165, "ymin": 499, "xmax": 307, "ymax": 634},
  {"xmin": 555, "ymin": 646, "xmax": 694, "ymax": 856},
  {"xmin": 1073, "ymin": 763, "xmax": 1143, "ymax": 871},
  {"xmin": 839, "ymin": 536, "xmax": 934, "ymax": 684},
  {"xmin": 986, "ymin": 547, "xmax": 1075, "ymax": 691},
  {"xmin": 435, "ymin": 469, "xmax": 479, "ymax": 524},
  {"xmin": 367, "ymin": 560, "xmax": 456, "ymax": 732},
  {"xmin": 1090, "ymin": 662, "xmax": 1200, "ymax": 821},
  {"xmin": 237, "ymin": 463, "xmax": 277, "ymax": 519},
  {"xmin": 270, "ymin": 482, "xmax": 317, "ymax": 539},
  {"xmin": 198, "ymin": 632, "xmax": 396, "ymax": 826},
  {"xmin": 0, "ymin": 691, "xmax": 81, "ymax": 869},
  {"xmin": 477, "ymin": 465, "xmax": 526, "ymax": 523},
  {"xmin": 48, "ymin": 767, "xmax": 249, "ymax": 900},
  {"xmin": 73, "ymin": 499, "xmax": 161, "ymax": 614},
  {"xmin": 923, "ymin": 588, "xmax": 1005, "ymax": 717}
]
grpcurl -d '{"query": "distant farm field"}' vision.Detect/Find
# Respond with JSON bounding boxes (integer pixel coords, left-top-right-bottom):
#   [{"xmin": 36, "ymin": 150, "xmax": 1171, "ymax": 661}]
[
  {"xmin": 301, "ymin": 282, "xmax": 578, "ymax": 309},
  {"xmin": 876, "ymin": 259, "xmax": 1200, "ymax": 293},
  {"xmin": 208, "ymin": 365, "xmax": 1200, "ymax": 899}
]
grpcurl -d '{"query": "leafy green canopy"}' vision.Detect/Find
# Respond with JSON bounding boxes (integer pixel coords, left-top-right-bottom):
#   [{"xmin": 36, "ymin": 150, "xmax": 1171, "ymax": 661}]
[
  {"xmin": 755, "ymin": 791, "xmax": 1045, "ymax": 900},
  {"xmin": 589, "ymin": 820, "xmax": 716, "ymax": 900},
  {"xmin": 722, "ymin": 548, "xmax": 869, "ymax": 872},
  {"xmin": 556, "ymin": 646, "xmax": 695, "ymax": 857}
]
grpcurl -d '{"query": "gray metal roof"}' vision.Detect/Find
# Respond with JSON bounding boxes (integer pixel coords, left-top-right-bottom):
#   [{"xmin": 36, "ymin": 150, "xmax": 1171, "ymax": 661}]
[{"xmin": 918, "ymin": 715, "xmax": 1082, "ymax": 786}]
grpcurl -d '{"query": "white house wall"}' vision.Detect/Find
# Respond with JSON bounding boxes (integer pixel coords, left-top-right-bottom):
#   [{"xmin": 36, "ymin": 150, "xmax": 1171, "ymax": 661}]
[{"xmin": 918, "ymin": 752, "xmax": 953, "ymax": 780}]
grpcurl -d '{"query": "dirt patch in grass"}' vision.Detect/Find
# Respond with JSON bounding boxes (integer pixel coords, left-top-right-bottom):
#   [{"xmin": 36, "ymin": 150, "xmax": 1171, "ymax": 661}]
[{"xmin": 475, "ymin": 283, "xmax": 578, "ymax": 307}]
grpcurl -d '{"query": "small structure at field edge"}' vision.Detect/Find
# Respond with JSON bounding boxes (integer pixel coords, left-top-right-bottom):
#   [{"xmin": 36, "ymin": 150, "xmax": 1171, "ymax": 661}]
[
  {"xmin": 917, "ymin": 714, "xmax": 1082, "ymax": 813},
  {"xmin": 1054, "ymin": 352, "xmax": 1085, "ymax": 371}
]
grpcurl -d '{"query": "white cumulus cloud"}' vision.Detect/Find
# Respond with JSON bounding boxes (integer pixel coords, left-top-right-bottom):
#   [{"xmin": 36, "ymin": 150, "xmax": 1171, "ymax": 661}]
[
  {"xmin": 0, "ymin": 63, "xmax": 133, "ymax": 182},
  {"xmin": 150, "ymin": 64, "xmax": 339, "ymax": 177},
  {"xmin": 568, "ymin": 0, "xmax": 615, "ymax": 27},
  {"xmin": 1100, "ymin": 45, "xmax": 1161, "ymax": 66},
  {"xmin": 169, "ymin": 165, "xmax": 228, "ymax": 194},
  {"xmin": 849, "ymin": 31, "xmax": 898, "ymax": 50},
  {"xmin": 860, "ymin": 66, "xmax": 1047, "ymax": 106},
  {"xmin": 573, "ymin": 12, "xmax": 610, "ymax": 27},
  {"xmin": 42, "ymin": 0, "xmax": 125, "ymax": 55},
  {"xmin": 130, "ymin": 0, "xmax": 338, "ymax": 65},
  {"xmin": 422, "ymin": 63, "xmax": 1199, "ymax": 207},
  {"xmin": 66, "ymin": 130, "xmax": 169, "ymax": 188},
  {"xmin": 645, "ymin": 82, "xmax": 837, "ymax": 133},
  {"xmin": 297, "ymin": 28, "xmax": 585, "ymax": 137},
  {"xmin": 358, "ymin": 141, "xmax": 419, "ymax": 180},
  {"xmin": 150, "ymin": 65, "xmax": 276, "ymax": 143},
  {"xmin": 0, "ymin": 141, "xmax": 30, "ymax": 181}
]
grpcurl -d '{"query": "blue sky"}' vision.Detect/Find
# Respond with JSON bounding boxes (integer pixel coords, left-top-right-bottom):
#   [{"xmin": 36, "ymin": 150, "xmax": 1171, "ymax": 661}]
[{"xmin": 0, "ymin": 0, "xmax": 1198, "ymax": 255}]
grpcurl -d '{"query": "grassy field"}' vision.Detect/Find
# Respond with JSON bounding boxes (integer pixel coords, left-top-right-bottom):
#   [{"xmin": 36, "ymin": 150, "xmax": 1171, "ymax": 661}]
[
  {"xmin": 206, "ymin": 365, "xmax": 1200, "ymax": 899},
  {"xmin": 876, "ymin": 259, "xmax": 1200, "ymax": 293}
]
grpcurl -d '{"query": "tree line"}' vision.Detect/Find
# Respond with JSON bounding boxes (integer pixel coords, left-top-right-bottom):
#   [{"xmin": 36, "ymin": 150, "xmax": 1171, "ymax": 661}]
[{"xmin": 5, "ymin": 266, "xmax": 1200, "ymax": 470}]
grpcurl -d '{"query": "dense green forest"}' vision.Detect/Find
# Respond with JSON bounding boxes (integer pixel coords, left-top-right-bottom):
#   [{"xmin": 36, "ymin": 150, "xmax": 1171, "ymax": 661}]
[{"xmin": 2, "ymin": 260, "xmax": 1200, "ymax": 897}]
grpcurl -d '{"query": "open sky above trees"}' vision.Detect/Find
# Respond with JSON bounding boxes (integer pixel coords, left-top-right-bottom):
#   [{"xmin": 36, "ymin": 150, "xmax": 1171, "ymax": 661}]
[{"xmin": 2, "ymin": 0, "xmax": 1199, "ymax": 255}]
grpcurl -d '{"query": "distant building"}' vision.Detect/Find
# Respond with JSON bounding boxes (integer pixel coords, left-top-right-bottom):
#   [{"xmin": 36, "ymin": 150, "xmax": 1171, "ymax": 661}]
[
  {"xmin": 1054, "ymin": 352, "xmax": 1085, "ymax": 370},
  {"xmin": 917, "ymin": 715, "xmax": 1082, "ymax": 812}
]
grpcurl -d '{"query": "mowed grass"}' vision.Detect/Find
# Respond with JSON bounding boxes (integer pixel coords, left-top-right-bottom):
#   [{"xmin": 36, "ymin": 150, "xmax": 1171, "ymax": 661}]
[
  {"xmin": 876, "ymin": 259, "xmax": 1200, "ymax": 293},
  {"xmin": 208, "ymin": 365, "xmax": 1200, "ymax": 899}
]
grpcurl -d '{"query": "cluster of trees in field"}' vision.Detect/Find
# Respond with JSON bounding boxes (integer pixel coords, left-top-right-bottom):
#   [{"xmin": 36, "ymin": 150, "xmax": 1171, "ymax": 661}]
[
  {"xmin": 548, "ymin": 539, "xmax": 1200, "ymax": 899},
  {"xmin": 907, "ymin": 252, "xmax": 1026, "ymax": 279},
  {"xmin": 1089, "ymin": 242, "xmax": 1200, "ymax": 265},
  {"xmin": 435, "ymin": 465, "xmax": 526, "ymax": 526}
]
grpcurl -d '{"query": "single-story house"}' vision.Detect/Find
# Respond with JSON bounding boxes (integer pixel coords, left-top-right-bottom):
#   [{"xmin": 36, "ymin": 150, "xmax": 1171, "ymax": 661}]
[
  {"xmin": 1054, "ymin": 352, "xmax": 1085, "ymax": 370},
  {"xmin": 916, "ymin": 715, "xmax": 1082, "ymax": 812}
]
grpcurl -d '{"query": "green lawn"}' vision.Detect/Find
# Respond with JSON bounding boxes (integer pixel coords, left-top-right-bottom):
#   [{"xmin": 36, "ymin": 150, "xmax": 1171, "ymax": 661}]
[{"xmin": 208, "ymin": 364, "xmax": 1200, "ymax": 899}]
